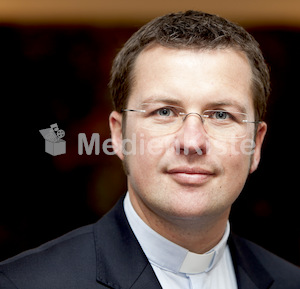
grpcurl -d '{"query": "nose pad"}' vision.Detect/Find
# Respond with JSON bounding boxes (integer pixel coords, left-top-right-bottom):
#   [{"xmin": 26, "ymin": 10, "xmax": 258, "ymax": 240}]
[
  {"xmin": 180, "ymin": 112, "xmax": 207, "ymax": 133},
  {"xmin": 182, "ymin": 112, "xmax": 204, "ymax": 123}
]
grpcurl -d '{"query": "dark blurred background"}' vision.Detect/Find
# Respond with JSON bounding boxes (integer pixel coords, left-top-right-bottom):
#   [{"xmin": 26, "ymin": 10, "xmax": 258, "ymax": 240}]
[{"xmin": 0, "ymin": 0, "xmax": 299, "ymax": 266}]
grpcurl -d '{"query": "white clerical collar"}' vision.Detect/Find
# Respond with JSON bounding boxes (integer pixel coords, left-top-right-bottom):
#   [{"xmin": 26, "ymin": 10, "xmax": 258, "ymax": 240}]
[{"xmin": 123, "ymin": 192, "xmax": 230, "ymax": 275}]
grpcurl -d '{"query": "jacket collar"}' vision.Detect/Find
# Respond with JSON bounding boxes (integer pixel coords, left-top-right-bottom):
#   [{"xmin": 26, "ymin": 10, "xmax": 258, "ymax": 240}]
[
  {"xmin": 93, "ymin": 195, "xmax": 162, "ymax": 289},
  {"xmin": 228, "ymin": 234, "xmax": 274, "ymax": 289},
  {"xmin": 93, "ymin": 195, "xmax": 274, "ymax": 289}
]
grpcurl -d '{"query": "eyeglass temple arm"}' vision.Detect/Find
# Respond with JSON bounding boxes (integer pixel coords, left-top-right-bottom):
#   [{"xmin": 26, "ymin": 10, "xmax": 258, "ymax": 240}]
[
  {"xmin": 242, "ymin": 120, "xmax": 262, "ymax": 124},
  {"xmin": 121, "ymin": 109, "xmax": 146, "ymax": 113}
]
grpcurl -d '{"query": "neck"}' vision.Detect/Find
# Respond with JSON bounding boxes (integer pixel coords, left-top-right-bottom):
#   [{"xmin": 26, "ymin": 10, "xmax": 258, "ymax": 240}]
[{"xmin": 129, "ymin": 191, "xmax": 230, "ymax": 254}]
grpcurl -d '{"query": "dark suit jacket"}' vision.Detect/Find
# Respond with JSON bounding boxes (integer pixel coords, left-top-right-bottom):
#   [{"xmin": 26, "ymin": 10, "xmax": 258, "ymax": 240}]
[{"xmin": 0, "ymin": 196, "xmax": 300, "ymax": 289}]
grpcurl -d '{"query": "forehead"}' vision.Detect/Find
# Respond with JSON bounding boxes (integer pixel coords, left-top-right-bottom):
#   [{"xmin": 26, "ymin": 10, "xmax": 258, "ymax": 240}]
[{"xmin": 129, "ymin": 45, "xmax": 253, "ymax": 114}]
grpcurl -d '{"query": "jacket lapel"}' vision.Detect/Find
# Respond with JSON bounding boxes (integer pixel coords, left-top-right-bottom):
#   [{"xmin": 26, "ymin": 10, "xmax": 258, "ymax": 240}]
[
  {"xmin": 229, "ymin": 234, "xmax": 274, "ymax": 289},
  {"xmin": 93, "ymin": 196, "xmax": 276, "ymax": 289},
  {"xmin": 93, "ymin": 195, "xmax": 162, "ymax": 289}
]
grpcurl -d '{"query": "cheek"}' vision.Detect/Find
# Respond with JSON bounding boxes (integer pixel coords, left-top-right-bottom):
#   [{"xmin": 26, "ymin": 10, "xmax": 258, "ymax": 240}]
[
  {"xmin": 211, "ymin": 138, "xmax": 254, "ymax": 158},
  {"xmin": 123, "ymin": 132, "xmax": 167, "ymax": 174},
  {"xmin": 211, "ymin": 139, "xmax": 252, "ymax": 183},
  {"xmin": 125, "ymin": 133, "xmax": 170, "ymax": 200}
]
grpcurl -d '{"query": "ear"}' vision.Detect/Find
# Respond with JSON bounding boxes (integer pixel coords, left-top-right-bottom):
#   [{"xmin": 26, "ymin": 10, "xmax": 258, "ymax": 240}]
[
  {"xmin": 109, "ymin": 111, "xmax": 124, "ymax": 160},
  {"xmin": 250, "ymin": 121, "xmax": 267, "ymax": 173}
]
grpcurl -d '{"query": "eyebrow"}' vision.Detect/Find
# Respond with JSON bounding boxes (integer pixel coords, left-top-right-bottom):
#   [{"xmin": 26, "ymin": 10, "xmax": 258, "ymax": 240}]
[
  {"xmin": 140, "ymin": 96, "xmax": 248, "ymax": 113},
  {"xmin": 141, "ymin": 96, "xmax": 184, "ymax": 107},
  {"xmin": 206, "ymin": 101, "xmax": 247, "ymax": 114}
]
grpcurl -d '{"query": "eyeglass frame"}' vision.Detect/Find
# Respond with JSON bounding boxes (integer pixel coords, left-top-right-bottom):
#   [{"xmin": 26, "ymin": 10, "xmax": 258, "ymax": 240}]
[{"xmin": 121, "ymin": 108, "xmax": 262, "ymax": 139}]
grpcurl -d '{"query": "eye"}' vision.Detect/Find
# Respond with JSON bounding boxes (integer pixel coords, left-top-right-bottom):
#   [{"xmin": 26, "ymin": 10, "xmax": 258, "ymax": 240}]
[
  {"xmin": 152, "ymin": 107, "xmax": 180, "ymax": 118},
  {"xmin": 204, "ymin": 110, "xmax": 232, "ymax": 120},
  {"xmin": 145, "ymin": 104, "xmax": 183, "ymax": 119},
  {"xmin": 157, "ymin": 108, "xmax": 173, "ymax": 117},
  {"xmin": 213, "ymin": 111, "xmax": 229, "ymax": 120}
]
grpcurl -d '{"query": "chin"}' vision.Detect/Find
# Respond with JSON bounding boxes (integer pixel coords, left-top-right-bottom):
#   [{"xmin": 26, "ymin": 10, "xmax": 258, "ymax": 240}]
[{"xmin": 157, "ymin": 201, "xmax": 218, "ymax": 221}]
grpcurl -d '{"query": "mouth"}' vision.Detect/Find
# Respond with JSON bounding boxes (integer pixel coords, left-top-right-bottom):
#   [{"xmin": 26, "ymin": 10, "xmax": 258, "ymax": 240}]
[{"xmin": 167, "ymin": 167, "xmax": 215, "ymax": 186}]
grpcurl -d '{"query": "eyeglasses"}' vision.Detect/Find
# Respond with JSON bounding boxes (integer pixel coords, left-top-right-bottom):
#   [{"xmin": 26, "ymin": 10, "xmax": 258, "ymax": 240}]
[{"xmin": 122, "ymin": 103, "xmax": 261, "ymax": 139}]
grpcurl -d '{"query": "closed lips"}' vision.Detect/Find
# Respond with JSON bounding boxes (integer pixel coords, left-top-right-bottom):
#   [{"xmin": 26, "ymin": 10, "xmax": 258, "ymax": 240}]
[{"xmin": 167, "ymin": 167, "xmax": 214, "ymax": 175}]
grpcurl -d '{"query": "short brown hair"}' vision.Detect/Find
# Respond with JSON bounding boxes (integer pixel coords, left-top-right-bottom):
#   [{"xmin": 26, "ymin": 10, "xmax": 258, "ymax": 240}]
[{"xmin": 109, "ymin": 10, "xmax": 270, "ymax": 120}]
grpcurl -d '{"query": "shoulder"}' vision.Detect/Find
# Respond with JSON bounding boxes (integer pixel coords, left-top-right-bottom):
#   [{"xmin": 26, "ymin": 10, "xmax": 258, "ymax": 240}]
[
  {"xmin": 0, "ymin": 224, "xmax": 96, "ymax": 288},
  {"xmin": 0, "ymin": 197, "xmax": 128, "ymax": 289},
  {"xmin": 230, "ymin": 234, "xmax": 300, "ymax": 287},
  {"xmin": 233, "ymin": 235, "xmax": 300, "ymax": 272}
]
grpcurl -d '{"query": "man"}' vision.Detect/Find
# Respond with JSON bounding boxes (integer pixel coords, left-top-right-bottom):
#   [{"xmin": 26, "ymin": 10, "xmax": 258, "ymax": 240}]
[{"xmin": 0, "ymin": 10, "xmax": 299, "ymax": 289}]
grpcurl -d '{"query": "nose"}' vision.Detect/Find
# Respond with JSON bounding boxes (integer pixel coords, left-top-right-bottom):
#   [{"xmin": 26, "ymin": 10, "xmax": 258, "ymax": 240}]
[{"xmin": 175, "ymin": 113, "xmax": 208, "ymax": 156}]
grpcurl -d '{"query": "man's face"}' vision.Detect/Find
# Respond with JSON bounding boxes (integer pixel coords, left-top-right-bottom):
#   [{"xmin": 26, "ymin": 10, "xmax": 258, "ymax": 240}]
[{"xmin": 110, "ymin": 45, "xmax": 267, "ymax": 223}]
